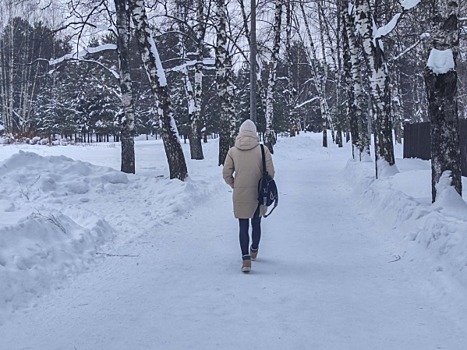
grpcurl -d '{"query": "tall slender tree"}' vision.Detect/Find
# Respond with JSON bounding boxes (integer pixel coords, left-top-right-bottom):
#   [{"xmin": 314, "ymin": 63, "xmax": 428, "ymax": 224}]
[
  {"xmin": 115, "ymin": 0, "xmax": 136, "ymax": 174},
  {"xmin": 343, "ymin": 1, "xmax": 370, "ymax": 159},
  {"xmin": 424, "ymin": 0, "xmax": 461, "ymax": 202},
  {"xmin": 284, "ymin": 0, "xmax": 298, "ymax": 136},
  {"xmin": 299, "ymin": 0, "xmax": 332, "ymax": 148},
  {"xmin": 190, "ymin": 0, "xmax": 206, "ymax": 158},
  {"xmin": 355, "ymin": 0, "xmax": 395, "ymax": 177},
  {"xmin": 130, "ymin": 0, "xmax": 188, "ymax": 180},
  {"xmin": 215, "ymin": 0, "xmax": 236, "ymax": 166},
  {"xmin": 264, "ymin": 0, "xmax": 283, "ymax": 154}
]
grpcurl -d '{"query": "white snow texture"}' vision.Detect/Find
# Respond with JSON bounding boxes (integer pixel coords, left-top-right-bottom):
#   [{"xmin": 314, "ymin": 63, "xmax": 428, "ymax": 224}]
[{"xmin": 0, "ymin": 134, "xmax": 467, "ymax": 349}]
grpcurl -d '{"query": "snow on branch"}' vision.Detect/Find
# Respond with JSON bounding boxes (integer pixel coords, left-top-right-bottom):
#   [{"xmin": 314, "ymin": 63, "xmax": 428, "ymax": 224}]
[
  {"xmin": 374, "ymin": 0, "xmax": 421, "ymax": 43},
  {"xmin": 48, "ymin": 44, "xmax": 117, "ymax": 65},
  {"xmin": 375, "ymin": 14, "xmax": 401, "ymax": 40},
  {"xmin": 147, "ymin": 35, "xmax": 167, "ymax": 87},
  {"xmin": 392, "ymin": 32, "xmax": 429, "ymax": 62},
  {"xmin": 294, "ymin": 97, "xmax": 320, "ymax": 109},
  {"xmin": 45, "ymin": 43, "xmax": 119, "ymax": 79},
  {"xmin": 400, "ymin": 0, "xmax": 421, "ymax": 10},
  {"xmin": 167, "ymin": 58, "xmax": 216, "ymax": 73}
]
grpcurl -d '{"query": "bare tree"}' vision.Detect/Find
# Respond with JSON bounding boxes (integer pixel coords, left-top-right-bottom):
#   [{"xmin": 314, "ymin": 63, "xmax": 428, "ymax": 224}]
[
  {"xmin": 263, "ymin": 0, "xmax": 283, "ymax": 154},
  {"xmin": 342, "ymin": 0, "xmax": 370, "ymax": 160},
  {"xmin": 424, "ymin": 0, "xmax": 461, "ymax": 202},
  {"xmin": 215, "ymin": 0, "xmax": 236, "ymax": 166},
  {"xmin": 299, "ymin": 0, "xmax": 332, "ymax": 148},
  {"xmin": 190, "ymin": 0, "xmax": 206, "ymax": 158},
  {"xmin": 130, "ymin": 0, "xmax": 188, "ymax": 180},
  {"xmin": 354, "ymin": 0, "xmax": 395, "ymax": 176},
  {"xmin": 170, "ymin": 0, "xmax": 205, "ymax": 160},
  {"xmin": 114, "ymin": 0, "xmax": 136, "ymax": 174},
  {"xmin": 284, "ymin": 0, "xmax": 298, "ymax": 136}
]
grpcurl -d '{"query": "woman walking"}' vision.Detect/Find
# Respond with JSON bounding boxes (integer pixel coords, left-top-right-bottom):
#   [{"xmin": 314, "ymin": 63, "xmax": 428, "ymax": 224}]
[{"xmin": 222, "ymin": 119, "xmax": 275, "ymax": 272}]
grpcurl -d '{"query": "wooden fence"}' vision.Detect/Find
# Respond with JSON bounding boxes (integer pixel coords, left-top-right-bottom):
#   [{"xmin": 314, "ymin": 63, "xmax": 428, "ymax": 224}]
[{"xmin": 403, "ymin": 120, "xmax": 467, "ymax": 176}]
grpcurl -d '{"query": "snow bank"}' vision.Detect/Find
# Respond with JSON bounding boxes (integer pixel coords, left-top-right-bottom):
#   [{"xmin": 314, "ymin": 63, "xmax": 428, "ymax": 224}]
[
  {"xmin": 0, "ymin": 148, "xmax": 223, "ymax": 323},
  {"xmin": 0, "ymin": 151, "xmax": 123, "ymax": 321},
  {"xmin": 0, "ymin": 151, "xmax": 128, "ymax": 201},
  {"xmin": 345, "ymin": 158, "xmax": 467, "ymax": 291},
  {"xmin": 0, "ymin": 212, "xmax": 113, "ymax": 318}
]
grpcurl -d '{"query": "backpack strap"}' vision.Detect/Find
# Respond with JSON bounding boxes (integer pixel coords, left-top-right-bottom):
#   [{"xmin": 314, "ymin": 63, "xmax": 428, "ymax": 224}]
[
  {"xmin": 260, "ymin": 144, "xmax": 278, "ymax": 218},
  {"xmin": 264, "ymin": 202, "xmax": 278, "ymax": 218},
  {"xmin": 260, "ymin": 144, "xmax": 267, "ymax": 176}
]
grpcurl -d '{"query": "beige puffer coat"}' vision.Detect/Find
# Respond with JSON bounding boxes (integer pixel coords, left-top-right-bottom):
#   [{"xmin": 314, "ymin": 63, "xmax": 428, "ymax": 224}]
[{"xmin": 222, "ymin": 124, "xmax": 275, "ymax": 219}]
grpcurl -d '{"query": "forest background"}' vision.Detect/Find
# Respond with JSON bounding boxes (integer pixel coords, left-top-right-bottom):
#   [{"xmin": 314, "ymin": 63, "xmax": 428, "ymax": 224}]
[{"xmin": 0, "ymin": 0, "xmax": 466, "ymax": 186}]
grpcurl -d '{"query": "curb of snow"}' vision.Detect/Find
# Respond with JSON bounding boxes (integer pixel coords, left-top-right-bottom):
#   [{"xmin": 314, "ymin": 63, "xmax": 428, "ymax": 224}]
[{"xmin": 344, "ymin": 159, "xmax": 467, "ymax": 293}]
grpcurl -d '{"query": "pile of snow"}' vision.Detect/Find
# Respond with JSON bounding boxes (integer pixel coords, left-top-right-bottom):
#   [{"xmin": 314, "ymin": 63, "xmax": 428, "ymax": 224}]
[
  {"xmin": 345, "ymin": 156, "xmax": 467, "ymax": 292},
  {"xmin": 0, "ymin": 212, "xmax": 113, "ymax": 317},
  {"xmin": 0, "ymin": 136, "xmax": 12, "ymax": 144},
  {"xmin": 0, "ymin": 146, "xmax": 223, "ymax": 322},
  {"xmin": 0, "ymin": 151, "xmax": 126, "ymax": 319}
]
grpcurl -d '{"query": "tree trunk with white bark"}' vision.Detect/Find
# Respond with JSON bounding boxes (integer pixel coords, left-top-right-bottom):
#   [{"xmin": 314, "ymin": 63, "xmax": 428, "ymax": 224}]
[
  {"xmin": 130, "ymin": 0, "xmax": 188, "ymax": 180},
  {"xmin": 216, "ymin": 0, "xmax": 236, "ymax": 166},
  {"xmin": 115, "ymin": 0, "xmax": 136, "ymax": 174},
  {"xmin": 424, "ymin": 0, "xmax": 461, "ymax": 202},
  {"xmin": 344, "ymin": 1, "xmax": 370, "ymax": 159},
  {"xmin": 264, "ymin": 0, "xmax": 283, "ymax": 154},
  {"xmin": 190, "ymin": 0, "xmax": 205, "ymax": 159},
  {"xmin": 355, "ymin": 0, "xmax": 395, "ymax": 176}
]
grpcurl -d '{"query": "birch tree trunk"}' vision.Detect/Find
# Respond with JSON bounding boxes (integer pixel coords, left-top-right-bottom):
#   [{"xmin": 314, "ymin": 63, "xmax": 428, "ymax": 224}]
[
  {"xmin": 424, "ymin": 0, "xmax": 461, "ymax": 202},
  {"xmin": 317, "ymin": 1, "xmax": 334, "ymax": 145},
  {"xmin": 8, "ymin": 13, "xmax": 14, "ymax": 134},
  {"xmin": 175, "ymin": 1, "xmax": 203, "ymax": 160},
  {"xmin": 0, "ymin": 25, "xmax": 8, "ymax": 133},
  {"xmin": 344, "ymin": 1, "xmax": 370, "ymax": 159},
  {"xmin": 341, "ymin": 0, "xmax": 356, "ymax": 155},
  {"xmin": 264, "ymin": 0, "xmax": 283, "ymax": 154},
  {"xmin": 130, "ymin": 0, "xmax": 188, "ymax": 180},
  {"xmin": 334, "ymin": 1, "xmax": 343, "ymax": 148},
  {"xmin": 299, "ymin": 1, "xmax": 332, "ymax": 148},
  {"xmin": 284, "ymin": 0, "xmax": 298, "ymax": 137},
  {"xmin": 25, "ymin": 27, "xmax": 42, "ymax": 135},
  {"xmin": 216, "ymin": 0, "xmax": 236, "ymax": 166},
  {"xmin": 115, "ymin": 0, "xmax": 136, "ymax": 174},
  {"xmin": 190, "ymin": 0, "xmax": 205, "ymax": 159},
  {"xmin": 355, "ymin": 0, "xmax": 395, "ymax": 177}
]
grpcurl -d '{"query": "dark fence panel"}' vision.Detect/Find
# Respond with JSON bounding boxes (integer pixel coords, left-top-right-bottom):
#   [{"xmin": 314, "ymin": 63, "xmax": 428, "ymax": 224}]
[{"xmin": 403, "ymin": 120, "xmax": 467, "ymax": 176}]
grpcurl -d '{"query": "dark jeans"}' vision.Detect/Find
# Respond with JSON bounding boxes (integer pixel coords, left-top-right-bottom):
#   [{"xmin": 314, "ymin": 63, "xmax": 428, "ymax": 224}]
[{"xmin": 239, "ymin": 208, "xmax": 261, "ymax": 256}]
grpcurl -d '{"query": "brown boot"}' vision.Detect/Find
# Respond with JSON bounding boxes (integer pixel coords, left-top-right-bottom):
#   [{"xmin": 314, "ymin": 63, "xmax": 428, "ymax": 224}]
[
  {"xmin": 241, "ymin": 255, "xmax": 251, "ymax": 273},
  {"xmin": 250, "ymin": 247, "xmax": 258, "ymax": 261}
]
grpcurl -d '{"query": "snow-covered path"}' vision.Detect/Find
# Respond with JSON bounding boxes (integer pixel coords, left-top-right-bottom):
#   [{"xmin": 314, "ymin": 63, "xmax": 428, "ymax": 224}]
[{"xmin": 1, "ymin": 135, "xmax": 467, "ymax": 349}]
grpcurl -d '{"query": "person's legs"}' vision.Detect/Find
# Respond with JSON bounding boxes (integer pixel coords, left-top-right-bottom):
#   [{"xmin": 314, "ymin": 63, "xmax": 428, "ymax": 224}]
[
  {"xmin": 239, "ymin": 218, "xmax": 252, "ymax": 272},
  {"xmin": 238, "ymin": 219, "xmax": 250, "ymax": 257},
  {"xmin": 251, "ymin": 216, "xmax": 261, "ymax": 251}
]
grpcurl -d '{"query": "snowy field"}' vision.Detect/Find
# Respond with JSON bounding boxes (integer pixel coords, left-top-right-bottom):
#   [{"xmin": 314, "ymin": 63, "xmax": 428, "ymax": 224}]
[{"xmin": 1, "ymin": 132, "xmax": 467, "ymax": 349}]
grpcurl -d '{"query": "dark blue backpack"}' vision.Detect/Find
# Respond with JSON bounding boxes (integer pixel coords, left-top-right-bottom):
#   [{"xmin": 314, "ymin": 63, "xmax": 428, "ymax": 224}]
[{"xmin": 258, "ymin": 144, "xmax": 278, "ymax": 217}]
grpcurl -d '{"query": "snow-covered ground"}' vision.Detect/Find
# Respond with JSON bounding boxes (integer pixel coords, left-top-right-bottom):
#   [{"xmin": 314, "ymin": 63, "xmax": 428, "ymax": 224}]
[{"xmin": 1, "ymin": 133, "xmax": 466, "ymax": 349}]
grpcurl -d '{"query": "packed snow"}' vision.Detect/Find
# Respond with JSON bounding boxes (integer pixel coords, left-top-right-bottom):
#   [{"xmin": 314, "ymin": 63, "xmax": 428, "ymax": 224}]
[
  {"xmin": 0, "ymin": 133, "xmax": 467, "ymax": 349},
  {"xmin": 375, "ymin": 13, "xmax": 401, "ymax": 40},
  {"xmin": 427, "ymin": 48, "xmax": 455, "ymax": 74},
  {"xmin": 400, "ymin": 0, "xmax": 421, "ymax": 10}
]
